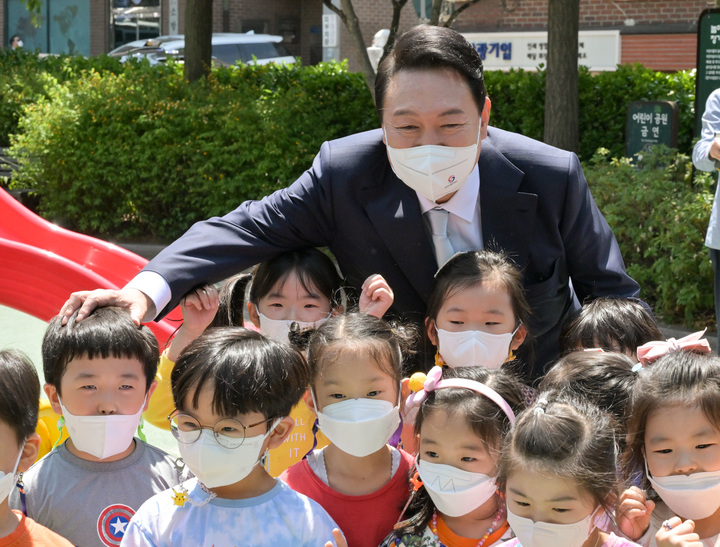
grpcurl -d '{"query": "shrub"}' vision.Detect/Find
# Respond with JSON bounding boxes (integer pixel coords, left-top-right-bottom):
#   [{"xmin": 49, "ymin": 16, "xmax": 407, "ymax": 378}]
[
  {"xmin": 484, "ymin": 64, "xmax": 696, "ymax": 161},
  {"xmin": 584, "ymin": 146, "xmax": 715, "ymax": 326},
  {"xmin": 9, "ymin": 60, "xmax": 375, "ymax": 240},
  {"xmin": 0, "ymin": 50, "xmax": 126, "ymax": 147}
]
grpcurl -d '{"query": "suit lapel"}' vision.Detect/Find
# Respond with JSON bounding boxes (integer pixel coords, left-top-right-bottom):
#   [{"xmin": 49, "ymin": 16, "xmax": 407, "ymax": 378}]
[
  {"xmin": 362, "ymin": 165, "xmax": 438, "ymax": 304},
  {"xmin": 479, "ymin": 141, "xmax": 538, "ymax": 271}
]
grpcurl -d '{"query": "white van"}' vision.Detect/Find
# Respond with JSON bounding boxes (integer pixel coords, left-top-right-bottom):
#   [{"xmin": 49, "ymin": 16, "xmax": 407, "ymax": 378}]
[{"xmin": 109, "ymin": 32, "xmax": 295, "ymax": 66}]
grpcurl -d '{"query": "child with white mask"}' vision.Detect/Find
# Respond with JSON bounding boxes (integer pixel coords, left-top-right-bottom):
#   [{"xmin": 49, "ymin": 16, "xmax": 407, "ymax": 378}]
[
  {"xmin": 0, "ymin": 350, "xmax": 73, "ymax": 546},
  {"xmin": 424, "ymin": 250, "xmax": 529, "ymax": 375},
  {"xmin": 499, "ymin": 394, "xmax": 639, "ymax": 547},
  {"xmin": 142, "ymin": 248, "xmax": 393, "ymax": 477},
  {"xmin": 383, "ymin": 365, "xmax": 525, "ymax": 546},
  {"xmin": 9, "ymin": 307, "xmax": 183, "ymax": 547},
  {"xmin": 121, "ymin": 327, "xmax": 341, "ymax": 546},
  {"xmin": 281, "ymin": 313, "xmax": 417, "ymax": 547},
  {"xmin": 618, "ymin": 349, "xmax": 720, "ymax": 547}
]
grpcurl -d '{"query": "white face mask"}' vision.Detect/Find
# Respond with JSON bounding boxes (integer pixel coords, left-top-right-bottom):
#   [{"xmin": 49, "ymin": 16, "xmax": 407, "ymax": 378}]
[
  {"xmin": 258, "ymin": 312, "xmax": 329, "ymax": 345},
  {"xmin": 645, "ymin": 458, "xmax": 720, "ymax": 520},
  {"xmin": 417, "ymin": 458, "xmax": 497, "ymax": 517},
  {"xmin": 437, "ymin": 325, "xmax": 519, "ymax": 369},
  {"xmin": 506, "ymin": 506, "xmax": 598, "ymax": 547},
  {"xmin": 58, "ymin": 396, "xmax": 145, "ymax": 460},
  {"xmin": 0, "ymin": 443, "xmax": 24, "ymax": 505},
  {"xmin": 313, "ymin": 391, "xmax": 400, "ymax": 458},
  {"xmin": 385, "ymin": 127, "xmax": 480, "ymax": 203},
  {"xmin": 177, "ymin": 420, "xmax": 279, "ymax": 488}
]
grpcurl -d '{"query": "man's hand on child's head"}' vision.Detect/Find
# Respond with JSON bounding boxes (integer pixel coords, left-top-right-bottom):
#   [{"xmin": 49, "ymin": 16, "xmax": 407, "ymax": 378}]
[{"xmin": 60, "ymin": 288, "xmax": 153, "ymax": 326}]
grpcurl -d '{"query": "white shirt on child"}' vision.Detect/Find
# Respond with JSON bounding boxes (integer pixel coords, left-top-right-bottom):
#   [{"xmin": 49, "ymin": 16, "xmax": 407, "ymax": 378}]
[{"xmin": 120, "ymin": 477, "xmax": 340, "ymax": 547}]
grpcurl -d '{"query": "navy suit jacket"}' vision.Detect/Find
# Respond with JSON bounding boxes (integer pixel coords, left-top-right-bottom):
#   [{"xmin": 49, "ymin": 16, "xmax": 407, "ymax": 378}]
[{"xmin": 145, "ymin": 127, "xmax": 640, "ymax": 375}]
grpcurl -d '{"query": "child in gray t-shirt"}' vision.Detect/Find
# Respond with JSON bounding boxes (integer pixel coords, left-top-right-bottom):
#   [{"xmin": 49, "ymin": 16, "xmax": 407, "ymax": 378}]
[{"xmin": 10, "ymin": 307, "xmax": 184, "ymax": 547}]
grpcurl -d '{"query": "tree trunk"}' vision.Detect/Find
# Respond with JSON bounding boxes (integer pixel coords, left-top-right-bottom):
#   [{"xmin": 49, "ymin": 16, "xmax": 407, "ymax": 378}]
[
  {"xmin": 340, "ymin": 0, "xmax": 378, "ymax": 96},
  {"xmin": 184, "ymin": 0, "xmax": 213, "ymax": 82},
  {"xmin": 544, "ymin": 0, "xmax": 579, "ymax": 153}
]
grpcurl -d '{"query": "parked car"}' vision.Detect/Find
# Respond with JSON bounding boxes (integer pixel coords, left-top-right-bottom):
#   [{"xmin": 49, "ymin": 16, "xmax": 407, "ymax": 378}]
[{"xmin": 108, "ymin": 32, "xmax": 295, "ymax": 66}]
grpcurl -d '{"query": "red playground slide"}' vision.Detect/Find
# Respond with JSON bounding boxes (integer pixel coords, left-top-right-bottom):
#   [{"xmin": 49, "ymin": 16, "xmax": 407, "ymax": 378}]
[{"xmin": 0, "ymin": 187, "xmax": 178, "ymax": 346}]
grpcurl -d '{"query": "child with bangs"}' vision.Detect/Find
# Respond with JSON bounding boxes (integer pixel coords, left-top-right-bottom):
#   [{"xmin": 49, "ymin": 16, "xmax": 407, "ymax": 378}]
[{"xmin": 122, "ymin": 327, "xmax": 340, "ymax": 546}]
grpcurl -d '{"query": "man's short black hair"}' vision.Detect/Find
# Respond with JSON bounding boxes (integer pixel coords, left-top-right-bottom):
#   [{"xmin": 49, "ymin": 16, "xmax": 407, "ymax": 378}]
[
  {"xmin": 172, "ymin": 327, "xmax": 309, "ymax": 420},
  {"xmin": 375, "ymin": 25, "xmax": 486, "ymax": 119},
  {"xmin": 0, "ymin": 349, "xmax": 40, "ymax": 445},
  {"xmin": 42, "ymin": 306, "xmax": 159, "ymax": 394}
]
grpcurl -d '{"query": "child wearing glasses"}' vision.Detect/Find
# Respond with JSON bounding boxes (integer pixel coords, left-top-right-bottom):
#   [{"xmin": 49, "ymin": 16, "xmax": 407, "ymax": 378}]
[{"xmin": 120, "ymin": 327, "xmax": 341, "ymax": 547}]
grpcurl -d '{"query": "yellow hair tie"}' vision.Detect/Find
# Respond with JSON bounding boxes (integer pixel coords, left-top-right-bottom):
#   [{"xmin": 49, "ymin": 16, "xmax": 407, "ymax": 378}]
[{"xmin": 408, "ymin": 372, "xmax": 427, "ymax": 393}]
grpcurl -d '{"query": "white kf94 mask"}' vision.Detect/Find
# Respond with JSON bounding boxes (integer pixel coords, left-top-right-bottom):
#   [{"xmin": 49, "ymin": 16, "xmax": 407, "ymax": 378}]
[
  {"xmin": 437, "ymin": 324, "xmax": 520, "ymax": 369},
  {"xmin": 58, "ymin": 396, "xmax": 145, "ymax": 460},
  {"xmin": 178, "ymin": 420, "xmax": 280, "ymax": 488},
  {"xmin": 312, "ymin": 391, "xmax": 400, "ymax": 458},
  {"xmin": 506, "ymin": 506, "xmax": 599, "ymax": 547},
  {"xmin": 417, "ymin": 458, "xmax": 497, "ymax": 517},
  {"xmin": 0, "ymin": 444, "xmax": 24, "ymax": 505},
  {"xmin": 385, "ymin": 126, "xmax": 480, "ymax": 203},
  {"xmin": 645, "ymin": 457, "xmax": 720, "ymax": 520}
]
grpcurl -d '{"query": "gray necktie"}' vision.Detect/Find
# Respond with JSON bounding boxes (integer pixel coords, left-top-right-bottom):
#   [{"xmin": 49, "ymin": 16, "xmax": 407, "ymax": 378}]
[{"xmin": 426, "ymin": 208, "xmax": 455, "ymax": 267}]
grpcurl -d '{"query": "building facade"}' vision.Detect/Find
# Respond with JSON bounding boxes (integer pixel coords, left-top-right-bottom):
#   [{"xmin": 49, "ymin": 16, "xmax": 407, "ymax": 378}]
[{"xmin": 0, "ymin": 0, "xmax": 712, "ymax": 72}]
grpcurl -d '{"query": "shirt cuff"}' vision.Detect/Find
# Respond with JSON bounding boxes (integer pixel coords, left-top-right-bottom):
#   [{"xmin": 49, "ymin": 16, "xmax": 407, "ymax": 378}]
[{"xmin": 125, "ymin": 271, "xmax": 171, "ymax": 322}]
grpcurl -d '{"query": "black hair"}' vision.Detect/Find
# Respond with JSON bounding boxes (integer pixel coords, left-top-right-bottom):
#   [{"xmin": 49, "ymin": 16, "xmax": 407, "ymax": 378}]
[
  {"xmin": 0, "ymin": 349, "xmax": 40, "ymax": 445},
  {"xmin": 540, "ymin": 350, "xmax": 637, "ymax": 432},
  {"xmin": 622, "ymin": 350, "xmax": 720, "ymax": 494},
  {"xmin": 388, "ymin": 366, "xmax": 525, "ymax": 539},
  {"xmin": 375, "ymin": 25, "xmax": 486, "ymax": 119},
  {"xmin": 562, "ymin": 297, "xmax": 662, "ymax": 357},
  {"xmin": 307, "ymin": 312, "xmax": 417, "ymax": 385},
  {"xmin": 425, "ymin": 250, "xmax": 532, "ymax": 374},
  {"xmin": 499, "ymin": 393, "xmax": 620, "ymax": 517},
  {"xmin": 42, "ymin": 307, "xmax": 159, "ymax": 394},
  {"xmin": 172, "ymin": 327, "xmax": 310, "ymax": 420},
  {"xmin": 211, "ymin": 248, "xmax": 344, "ymax": 333}
]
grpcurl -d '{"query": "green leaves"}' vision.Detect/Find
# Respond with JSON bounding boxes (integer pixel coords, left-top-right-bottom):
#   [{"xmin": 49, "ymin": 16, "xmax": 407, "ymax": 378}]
[
  {"xmin": 5, "ymin": 57, "xmax": 375, "ymax": 241},
  {"xmin": 584, "ymin": 146, "xmax": 715, "ymax": 327}
]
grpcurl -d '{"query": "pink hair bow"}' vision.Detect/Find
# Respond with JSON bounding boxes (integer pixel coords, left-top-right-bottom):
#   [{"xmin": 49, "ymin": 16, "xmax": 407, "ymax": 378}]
[
  {"xmin": 402, "ymin": 365, "xmax": 515, "ymax": 426},
  {"xmin": 404, "ymin": 366, "xmax": 444, "ymax": 414},
  {"xmin": 636, "ymin": 329, "xmax": 711, "ymax": 366}
]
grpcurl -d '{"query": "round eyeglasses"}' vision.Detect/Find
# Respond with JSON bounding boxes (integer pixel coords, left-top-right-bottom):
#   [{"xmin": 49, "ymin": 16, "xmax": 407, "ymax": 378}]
[{"xmin": 168, "ymin": 413, "xmax": 273, "ymax": 449}]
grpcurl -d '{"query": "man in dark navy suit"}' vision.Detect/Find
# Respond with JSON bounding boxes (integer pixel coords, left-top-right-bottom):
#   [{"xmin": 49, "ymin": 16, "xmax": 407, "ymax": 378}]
[{"xmin": 62, "ymin": 26, "xmax": 640, "ymax": 377}]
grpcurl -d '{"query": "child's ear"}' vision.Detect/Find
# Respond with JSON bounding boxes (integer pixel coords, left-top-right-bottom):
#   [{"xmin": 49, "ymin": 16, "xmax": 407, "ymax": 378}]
[
  {"xmin": 44, "ymin": 383, "xmax": 62, "ymax": 415},
  {"xmin": 426, "ymin": 318, "xmax": 439, "ymax": 347},
  {"xmin": 303, "ymin": 389, "xmax": 317, "ymax": 416},
  {"xmin": 18, "ymin": 433, "xmax": 40, "ymax": 472},
  {"xmin": 331, "ymin": 305, "xmax": 344, "ymax": 316},
  {"xmin": 266, "ymin": 416, "xmax": 295, "ymax": 450},
  {"xmin": 247, "ymin": 302, "xmax": 261, "ymax": 329},
  {"xmin": 510, "ymin": 324, "xmax": 528, "ymax": 351},
  {"xmin": 143, "ymin": 380, "xmax": 158, "ymax": 411}
]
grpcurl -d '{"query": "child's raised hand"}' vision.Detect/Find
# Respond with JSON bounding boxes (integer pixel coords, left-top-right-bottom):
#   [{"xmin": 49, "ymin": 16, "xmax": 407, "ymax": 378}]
[
  {"xmin": 359, "ymin": 274, "xmax": 394, "ymax": 318},
  {"xmin": 655, "ymin": 517, "xmax": 703, "ymax": 547},
  {"xmin": 617, "ymin": 486, "xmax": 655, "ymax": 540},
  {"xmin": 181, "ymin": 285, "xmax": 220, "ymax": 337},
  {"xmin": 324, "ymin": 528, "xmax": 347, "ymax": 547},
  {"xmin": 168, "ymin": 285, "xmax": 220, "ymax": 362}
]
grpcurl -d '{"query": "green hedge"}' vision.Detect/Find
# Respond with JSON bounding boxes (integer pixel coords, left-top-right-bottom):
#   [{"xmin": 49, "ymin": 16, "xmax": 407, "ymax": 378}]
[
  {"xmin": 584, "ymin": 146, "xmax": 715, "ymax": 326},
  {"xmin": 484, "ymin": 65, "xmax": 696, "ymax": 160},
  {"xmin": 8, "ymin": 60, "xmax": 375, "ymax": 240}
]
